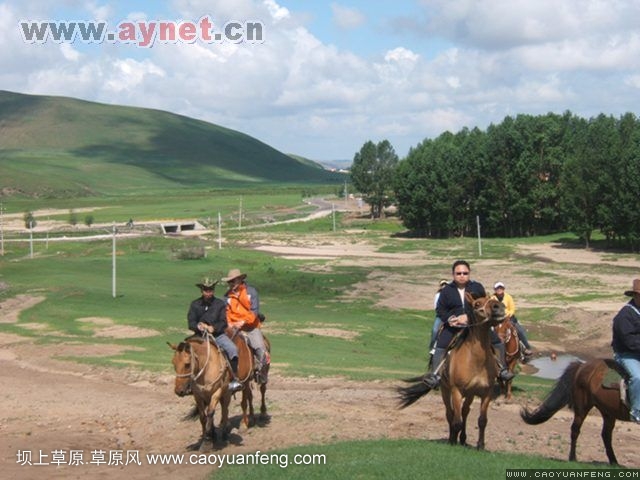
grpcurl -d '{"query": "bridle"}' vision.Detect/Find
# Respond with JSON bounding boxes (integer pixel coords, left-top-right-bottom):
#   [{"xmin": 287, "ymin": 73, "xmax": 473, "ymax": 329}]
[{"xmin": 175, "ymin": 332, "xmax": 214, "ymax": 382}]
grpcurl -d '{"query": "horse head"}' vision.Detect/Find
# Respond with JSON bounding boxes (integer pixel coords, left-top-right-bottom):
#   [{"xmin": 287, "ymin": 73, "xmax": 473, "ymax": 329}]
[
  {"xmin": 465, "ymin": 293, "xmax": 506, "ymax": 327},
  {"xmin": 168, "ymin": 341, "xmax": 194, "ymax": 397}
]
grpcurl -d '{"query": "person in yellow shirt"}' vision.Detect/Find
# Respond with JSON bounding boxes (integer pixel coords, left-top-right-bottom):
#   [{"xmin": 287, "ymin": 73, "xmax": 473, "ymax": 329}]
[
  {"xmin": 223, "ymin": 268, "xmax": 269, "ymax": 383},
  {"xmin": 492, "ymin": 282, "xmax": 533, "ymax": 356}
]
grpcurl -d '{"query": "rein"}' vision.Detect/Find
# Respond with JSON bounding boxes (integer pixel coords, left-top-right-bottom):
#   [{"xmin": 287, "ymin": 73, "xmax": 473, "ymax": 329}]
[{"xmin": 175, "ymin": 333, "xmax": 221, "ymax": 386}]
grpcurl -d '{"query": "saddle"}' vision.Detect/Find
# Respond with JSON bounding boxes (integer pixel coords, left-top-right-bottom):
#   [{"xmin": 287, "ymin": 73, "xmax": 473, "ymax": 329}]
[{"xmin": 602, "ymin": 359, "xmax": 632, "ymax": 406}]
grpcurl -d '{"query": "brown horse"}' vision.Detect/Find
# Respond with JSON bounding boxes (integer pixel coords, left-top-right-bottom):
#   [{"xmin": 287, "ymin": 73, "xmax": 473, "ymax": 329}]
[
  {"xmin": 168, "ymin": 336, "xmax": 231, "ymax": 450},
  {"xmin": 520, "ymin": 358, "xmax": 633, "ymax": 465},
  {"xmin": 230, "ymin": 329, "xmax": 270, "ymax": 427},
  {"xmin": 494, "ymin": 317, "xmax": 520, "ymax": 400},
  {"xmin": 398, "ymin": 293, "xmax": 506, "ymax": 449}
]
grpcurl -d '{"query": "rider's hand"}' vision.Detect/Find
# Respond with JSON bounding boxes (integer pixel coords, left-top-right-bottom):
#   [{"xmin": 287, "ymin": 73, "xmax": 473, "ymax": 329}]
[{"xmin": 450, "ymin": 314, "xmax": 468, "ymax": 327}]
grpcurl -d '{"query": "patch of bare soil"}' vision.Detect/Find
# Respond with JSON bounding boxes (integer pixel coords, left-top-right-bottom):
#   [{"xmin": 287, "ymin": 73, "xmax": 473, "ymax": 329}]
[{"xmin": 2, "ymin": 238, "xmax": 640, "ymax": 479}]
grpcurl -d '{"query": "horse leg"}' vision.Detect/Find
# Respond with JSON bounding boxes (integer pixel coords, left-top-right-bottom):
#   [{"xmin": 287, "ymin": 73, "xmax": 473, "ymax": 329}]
[
  {"xmin": 240, "ymin": 383, "xmax": 254, "ymax": 428},
  {"xmin": 569, "ymin": 391, "xmax": 593, "ymax": 462},
  {"xmin": 449, "ymin": 389, "xmax": 464, "ymax": 445},
  {"xmin": 219, "ymin": 391, "xmax": 230, "ymax": 442},
  {"xmin": 476, "ymin": 394, "xmax": 492, "ymax": 450},
  {"xmin": 260, "ymin": 382, "xmax": 268, "ymax": 417},
  {"xmin": 201, "ymin": 409, "xmax": 215, "ymax": 450},
  {"xmin": 600, "ymin": 414, "xmax": 618, "ymax": 465},
  {"xmin": 569, "ymin": 411, "xmax": 586, "ymax": 462},
  {"xmin": 442, "ymin": 390, "xmax": 456, "ymax": 444},
  {"xmin": 460, "ymin": 396, "xmax": 473, "ymax": 446}
]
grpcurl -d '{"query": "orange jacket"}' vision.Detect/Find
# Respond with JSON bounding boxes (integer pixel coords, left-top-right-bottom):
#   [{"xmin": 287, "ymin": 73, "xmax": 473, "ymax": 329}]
[{"xmin": 225, "ymin": 283, "xmax": 259, "ymax": 330}]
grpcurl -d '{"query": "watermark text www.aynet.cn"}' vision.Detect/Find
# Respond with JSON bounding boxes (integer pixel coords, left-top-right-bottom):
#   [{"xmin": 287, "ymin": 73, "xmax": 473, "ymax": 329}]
[{"xmin": 19, "ymin": 16, "xmax": 265, "ymax": 47}]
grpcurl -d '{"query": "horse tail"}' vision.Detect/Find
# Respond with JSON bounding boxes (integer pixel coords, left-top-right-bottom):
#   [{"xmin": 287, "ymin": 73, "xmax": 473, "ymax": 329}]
[
  {"xmin": 396, "ymin": 379, "xmax": 433, "ymax": 409},
  {"xmin": 182, "ymin": 405, "xmax": 199, "ymax": 421},
  {"xmin": 520, "ymin": 361, "xmax": 581, "ymax": 425},
  {"xmin": 401, "ymin": 375, "xmax": 425, "ymax": 383}
]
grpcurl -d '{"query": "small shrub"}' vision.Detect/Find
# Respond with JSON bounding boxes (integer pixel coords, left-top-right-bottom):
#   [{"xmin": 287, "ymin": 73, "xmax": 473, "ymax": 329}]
[{"xmin": 174, "ymin": 244, "xmax": 206, "ymax": 260}]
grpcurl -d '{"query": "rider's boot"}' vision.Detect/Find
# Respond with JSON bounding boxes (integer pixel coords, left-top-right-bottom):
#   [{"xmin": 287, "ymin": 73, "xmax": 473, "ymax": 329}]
[
  {"xmin": 495, "ymin": 343, "xmax": 515, "ymax": 381},
  {"xmin": 423, "ymin": 347, "xmax": 446, "ymax": 389},
  {"xmin": 255, "ymin": 351, "xmax": 269, "ymax": 384},
  {"xmin": 228, "ymin": 357, "xmax": 243, "ymax": 393}
]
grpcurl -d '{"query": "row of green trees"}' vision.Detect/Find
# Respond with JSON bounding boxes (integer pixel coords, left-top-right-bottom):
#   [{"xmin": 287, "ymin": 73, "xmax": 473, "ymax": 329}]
[{"xmin": 351, "ymin": 111, "xmax": 640, "ymax": 250}]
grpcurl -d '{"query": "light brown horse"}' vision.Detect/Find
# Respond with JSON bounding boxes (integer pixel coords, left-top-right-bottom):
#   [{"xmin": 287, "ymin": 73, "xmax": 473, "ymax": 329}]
[
  {"xmin": 230, "ymin": 329, "xmax": 270, "ymax": 427},
  {"xmin": 494, "ymin": 317, "xmax": 520, "ymax": 400},
  {"xmin": 520, "ymin": 358, "xmax": 632, "ymax": 465},
  {"xmin": 168, "ymin": 336, "xmax": 231, "ymax": 450},
  {"xmin": 398, "ymin": 293, "xmax": 506, "ymax": 449}
]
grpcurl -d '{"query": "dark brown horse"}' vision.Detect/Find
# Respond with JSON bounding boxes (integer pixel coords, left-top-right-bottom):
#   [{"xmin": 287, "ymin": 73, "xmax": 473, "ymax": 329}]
[
  {"xmin": 494, "ymin": 317, "xmax": 520, "ymax": 400},
  {"xmin": 398, "ymin": 293, "xmax": 506, "ymax": 449},
  {"xmin": 230, "ymin": 329, "xmax": 270, "ymax": 427},
  {"xmin": 520, "ymin": 358, "xmax": 633, "ymax": 465},
  {"xmin": 168, "ymin": 336, "xmax": 231, "ymax": 450}
]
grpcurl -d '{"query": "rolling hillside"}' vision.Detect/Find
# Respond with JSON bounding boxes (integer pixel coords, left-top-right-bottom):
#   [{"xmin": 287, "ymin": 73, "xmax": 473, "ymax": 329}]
[{"xmin": 0, "ymin": 90, "xmax": 340, "ymax": 197}]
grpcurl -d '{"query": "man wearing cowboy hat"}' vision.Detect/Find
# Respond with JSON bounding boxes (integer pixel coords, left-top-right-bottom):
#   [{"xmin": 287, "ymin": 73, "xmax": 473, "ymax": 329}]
[
  {"xmin": 187, "ymin": 276, "xmax": 243, "ymax": 393},
  {"xmin": 612, "ymin": 278, "xmax": 640, "ymax": 423},
  {"xmin": 223, "ymin": 268, "xmax": 269, "ymax": 383}
]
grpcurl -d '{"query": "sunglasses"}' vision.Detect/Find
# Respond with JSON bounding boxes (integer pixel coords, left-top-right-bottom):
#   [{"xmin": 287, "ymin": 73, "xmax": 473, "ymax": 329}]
[{"xmin": 454, "ymin": 271, "xmax": 470, "ymax": 276}]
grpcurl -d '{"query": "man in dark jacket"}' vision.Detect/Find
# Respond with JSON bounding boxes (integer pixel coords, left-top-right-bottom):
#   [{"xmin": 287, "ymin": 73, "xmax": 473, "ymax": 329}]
[
  {"xmin": 612, "ymin": 278, "xmax": 640, "ymax": 423},
  {"xmin": 188, "ymin": 277, "xmax": 242, "ymax": 393},
  {"xmin": 423, "ymin": 260, "xmax": 515, "ymax": 389}
]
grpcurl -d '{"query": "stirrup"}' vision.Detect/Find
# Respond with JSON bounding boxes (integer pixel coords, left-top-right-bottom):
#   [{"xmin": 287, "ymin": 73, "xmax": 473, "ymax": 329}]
[
  {"xmin": 422, "ymin": 372, "xmax": 440, "ymax": 389},
  {"xmin": 228, "ymin": 379, "xmax": 243, "ymax": 393}
]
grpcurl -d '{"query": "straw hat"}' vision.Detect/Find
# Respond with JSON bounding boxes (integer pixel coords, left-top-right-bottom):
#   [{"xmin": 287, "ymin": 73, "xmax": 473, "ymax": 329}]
[{"xmin": 222, "ymin": 268, "xmax": 247, "ymax": 283}]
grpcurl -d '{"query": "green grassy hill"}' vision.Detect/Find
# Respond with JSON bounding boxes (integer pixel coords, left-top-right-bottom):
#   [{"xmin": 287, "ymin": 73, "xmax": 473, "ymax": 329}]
[{"xmin": 0, "ymin": 90, "xmax": 340, "ymax": 197}]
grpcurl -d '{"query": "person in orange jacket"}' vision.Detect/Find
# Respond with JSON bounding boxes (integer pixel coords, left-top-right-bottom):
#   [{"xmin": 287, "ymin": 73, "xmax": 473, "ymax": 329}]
[{"xmin": 223, "ymin": 268, "xmax": 269, "ymax": 383}]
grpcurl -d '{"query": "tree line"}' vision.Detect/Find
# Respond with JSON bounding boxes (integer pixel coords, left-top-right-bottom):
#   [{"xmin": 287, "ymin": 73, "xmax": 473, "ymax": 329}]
[{"xmin": 351, "ymin": 111, "xmax": 640, "ymax": 251}]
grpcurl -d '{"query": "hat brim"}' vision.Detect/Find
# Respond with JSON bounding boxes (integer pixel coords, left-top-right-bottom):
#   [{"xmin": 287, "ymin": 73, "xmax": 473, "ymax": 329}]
[
  {"xmin": 196, "ymin": 282, "xmax": 218, "ymax": 289},
  {"xmin": 624, "ymin": 290, "xmax": 640, "ymax": 297},
  {"xmin": 223, "ymin": 273, "xmax": 247, "ymax": 282}
]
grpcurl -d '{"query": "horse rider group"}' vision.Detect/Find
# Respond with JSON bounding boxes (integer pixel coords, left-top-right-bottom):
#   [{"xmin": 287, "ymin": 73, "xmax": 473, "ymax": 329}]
[
  {"xmin": 423, "ymin": 260, "xmax": 517, "ymax": 389},
  {"xmin": 424, "ymin": 260, "xmax": 640, "ymax": 425},
  {"xmin": 187, "ymin": 268, "xmax": 269, "ymax": 393}
]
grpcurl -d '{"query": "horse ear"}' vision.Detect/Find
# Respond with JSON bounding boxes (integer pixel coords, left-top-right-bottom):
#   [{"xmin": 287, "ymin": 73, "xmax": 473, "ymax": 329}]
[
  {"xmin": 464, "ymin": 292, "xmax": 475, "ymax": 304},
  {"xmin": 167, "ymin": 341, "xmax": 178, "ymax": 351}
]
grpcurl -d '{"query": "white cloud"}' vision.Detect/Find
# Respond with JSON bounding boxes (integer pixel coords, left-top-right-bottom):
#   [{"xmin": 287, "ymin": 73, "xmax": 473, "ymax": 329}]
[
  {"xmin": 263, "ymin": 0, "xmax": 290, "ymax": 22},
  {"xmin": 330, "ymin": 3, "xmax": 365, "ymax": 30}
]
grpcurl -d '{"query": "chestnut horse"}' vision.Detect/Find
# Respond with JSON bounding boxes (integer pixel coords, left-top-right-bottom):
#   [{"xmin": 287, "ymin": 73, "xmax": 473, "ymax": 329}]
[
  {"xmin": 398, "ymin": 293, "xmax": 506, "ymax": 449},
  {"xmin": 168, "ymin": 335, "xmax": 231, "ymax": 450},
  {"xmin": 494, "ymin": 317, "xmax": 520, "ymax": 400},
  {"xmin": 520, "ymin": 358, "xmax": 633, "ymax": 465},
  {"xmin": 230, "ymin": 330, "xmax": 270, "ymax": 427}
]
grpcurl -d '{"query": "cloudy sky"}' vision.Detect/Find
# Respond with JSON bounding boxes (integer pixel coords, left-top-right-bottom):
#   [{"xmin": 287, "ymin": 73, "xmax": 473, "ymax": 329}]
[{"xmin": 3, "ymin": 1, "xmax": 640, "ymax": 162}]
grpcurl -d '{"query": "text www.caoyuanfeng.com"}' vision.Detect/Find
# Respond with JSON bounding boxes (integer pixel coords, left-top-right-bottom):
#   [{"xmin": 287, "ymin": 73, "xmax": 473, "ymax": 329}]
[
  {"xmin": 17, "ymin": 449, "xmax": 326, "ymax": 469},
  {"xmin": 18, "ymin": 16, "xmax": 265, "ymax": 47}
]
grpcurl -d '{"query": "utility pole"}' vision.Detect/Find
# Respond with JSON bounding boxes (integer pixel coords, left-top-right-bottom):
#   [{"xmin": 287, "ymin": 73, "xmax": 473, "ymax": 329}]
[
  {"xmin": 217, "ymin": 212, "xmax": 222, "ymax": 249},
  {"xmin": 238, "ymin": 196, "xmax": 243, "ymax": 229},
  {"xmin": 112, "ymin": 223, "xmax": 117, "ymax": 298},
  {"xmin": 344, "ymin": 180, "xmax": 348, "ymax": 207},
  {"xmin": 29, "ymin": 219, "xmax": 34, "ymax": 259},
  {"xmin": 332, "ymin": 203, "xmax": 336, "ymax": 232},
  {"xmin": 0, "ymin": 202, "xmax": 4, "ymax": 256},
  {"xmin": 476, "ymin": 215, "xmax": 482, "ymax": 256}
]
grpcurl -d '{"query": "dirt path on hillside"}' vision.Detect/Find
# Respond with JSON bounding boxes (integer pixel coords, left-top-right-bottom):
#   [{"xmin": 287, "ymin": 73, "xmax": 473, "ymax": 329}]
[{"xmin": 2, "ymin": 239, "xmax": 640, "ymax": 479}]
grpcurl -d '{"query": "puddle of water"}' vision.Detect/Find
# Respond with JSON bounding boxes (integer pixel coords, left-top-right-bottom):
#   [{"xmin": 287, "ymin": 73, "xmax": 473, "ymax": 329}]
[{"xmin": 527, "ymin": 354, "xmax": 582, "ymax": 380}]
